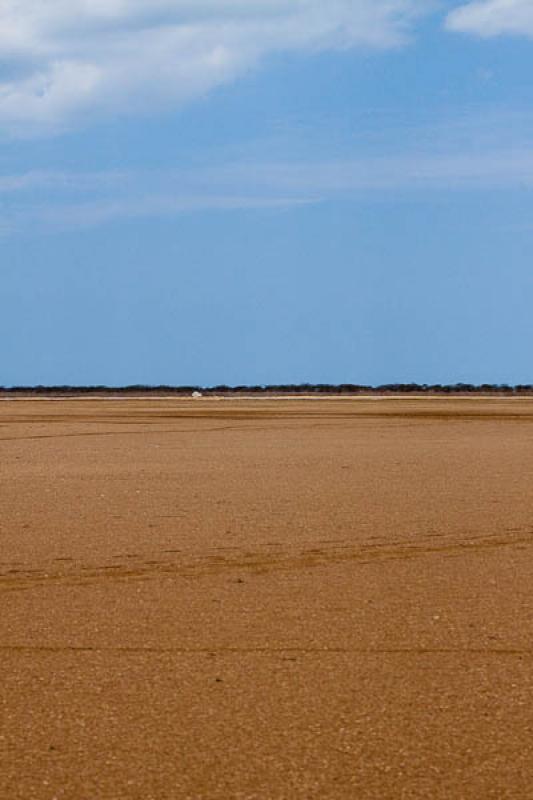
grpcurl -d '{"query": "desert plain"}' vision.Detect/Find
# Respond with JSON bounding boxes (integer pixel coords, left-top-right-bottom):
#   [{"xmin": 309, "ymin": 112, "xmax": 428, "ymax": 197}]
[{"xmin": 2, "ymin": 396, "xmax": 533, "ymax": 799}]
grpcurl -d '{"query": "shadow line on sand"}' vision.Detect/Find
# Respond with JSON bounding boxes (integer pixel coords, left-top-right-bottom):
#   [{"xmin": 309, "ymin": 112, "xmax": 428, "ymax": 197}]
[{"xmin": 0, "ymin": 645, "xmax": 531, "ymax": 657}]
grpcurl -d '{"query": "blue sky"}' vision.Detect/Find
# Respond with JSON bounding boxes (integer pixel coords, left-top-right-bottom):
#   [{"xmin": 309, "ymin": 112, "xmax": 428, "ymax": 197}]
[{"xmin": 2, "ymin": 0, "xmax": 533, "ymax": 386}]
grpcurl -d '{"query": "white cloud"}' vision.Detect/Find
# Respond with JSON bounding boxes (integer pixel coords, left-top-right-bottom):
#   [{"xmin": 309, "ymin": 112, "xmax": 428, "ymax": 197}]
[
  {"xmin": 446, "ymin": 0, "xmax": 533, "ymax": 38},
  {"xmin": 0, "ymin": 0, "xmax": 428, "ymax": 135}
]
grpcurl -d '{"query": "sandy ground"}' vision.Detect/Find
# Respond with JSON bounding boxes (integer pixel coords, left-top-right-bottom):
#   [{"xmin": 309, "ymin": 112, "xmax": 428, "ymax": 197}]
[{"xmin": 2, "ymin": 397, "xmax": 533, "ymax": 799}]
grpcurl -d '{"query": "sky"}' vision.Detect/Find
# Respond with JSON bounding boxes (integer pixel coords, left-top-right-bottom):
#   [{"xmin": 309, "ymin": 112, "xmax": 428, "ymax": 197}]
[{"xmin": 2, "ymin": 0, "xmax": 533, "ymax": 386}]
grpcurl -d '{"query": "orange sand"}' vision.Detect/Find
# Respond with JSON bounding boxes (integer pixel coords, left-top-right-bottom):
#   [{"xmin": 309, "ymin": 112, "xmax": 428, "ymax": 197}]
[{"xmin": 2, "ymin": 397, "xmax": 533, "ymax": 799}]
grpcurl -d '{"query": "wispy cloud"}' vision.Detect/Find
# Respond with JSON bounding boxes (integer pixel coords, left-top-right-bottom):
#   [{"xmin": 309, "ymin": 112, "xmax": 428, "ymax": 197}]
[
  {"xmin": 3, "ymin": 136, "xmax": 533, "ymax": 234},
  {"xmin": 446, "ymin": 0, "xmax": 533, "ymax": 38},
  {"xmin": 231, "ymin": 150, "xmax": 533, "ymax": 192},
  {"xmin": 0, "ymin": 169, "xmax": 128, "ymax": 193},
  {"xmin": 23, "ymin": 193, "xmax": 315, "ymax": 232},
  {"xmin": 0, "ymin": 1, "xmax": 431, "ymax": 136}
]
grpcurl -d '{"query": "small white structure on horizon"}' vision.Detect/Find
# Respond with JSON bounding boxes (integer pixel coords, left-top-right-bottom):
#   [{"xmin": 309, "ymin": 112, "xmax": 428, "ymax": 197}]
[{"xmin": 192, "ymin": 391, "xmax": 203, "ymax": 399}]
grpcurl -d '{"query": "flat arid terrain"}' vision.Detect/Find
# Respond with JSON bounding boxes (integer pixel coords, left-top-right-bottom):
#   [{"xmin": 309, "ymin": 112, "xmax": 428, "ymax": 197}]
[{"xmin": 2, "ymin": 397, "xmax": 533, "ymax": 799}]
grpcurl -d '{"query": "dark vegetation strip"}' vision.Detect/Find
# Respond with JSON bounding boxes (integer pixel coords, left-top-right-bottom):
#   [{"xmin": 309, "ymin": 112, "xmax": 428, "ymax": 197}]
[{"xmin": 1, "ymin": 382, "xmax": 533, "ymax": 397}]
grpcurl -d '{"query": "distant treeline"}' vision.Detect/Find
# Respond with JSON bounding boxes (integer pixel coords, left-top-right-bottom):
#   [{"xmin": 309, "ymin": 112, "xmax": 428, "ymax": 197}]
[{"xmin": 1, "ymin": 383, "xmax": 533, "ymax": 395}]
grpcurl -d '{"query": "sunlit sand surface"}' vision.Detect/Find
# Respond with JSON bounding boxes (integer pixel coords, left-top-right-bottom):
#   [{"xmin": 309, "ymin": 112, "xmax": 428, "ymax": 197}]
[{"xmin": 2, "ymin": 397, "xmax": 533, "ymax": 799}]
